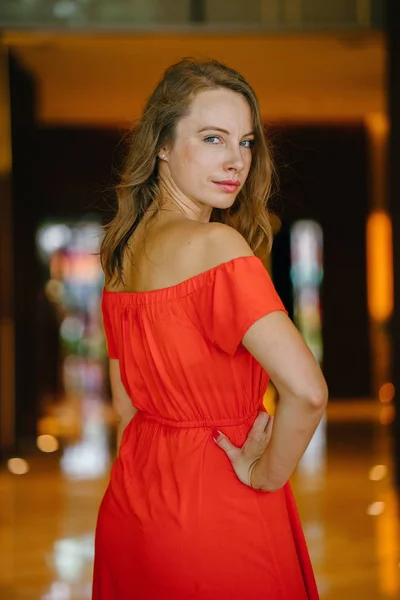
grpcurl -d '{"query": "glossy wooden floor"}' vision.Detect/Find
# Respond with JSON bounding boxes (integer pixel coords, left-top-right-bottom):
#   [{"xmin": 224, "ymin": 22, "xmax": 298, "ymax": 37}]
[{"xmin": 0, "ymin": 400, "xmax": 399, "ymax": 600}]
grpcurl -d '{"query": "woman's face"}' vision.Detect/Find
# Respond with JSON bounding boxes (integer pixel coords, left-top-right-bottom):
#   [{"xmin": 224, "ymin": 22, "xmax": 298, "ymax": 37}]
[{"xmin": 159, "ymin": 88, "xmax": 255, "ymax": 220}]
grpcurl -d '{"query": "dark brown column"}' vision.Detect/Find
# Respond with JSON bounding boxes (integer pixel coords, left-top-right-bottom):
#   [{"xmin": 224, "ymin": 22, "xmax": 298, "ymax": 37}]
[{"xmin": 0, "ymin": 42, "xmax": 15, "ymax": 456}]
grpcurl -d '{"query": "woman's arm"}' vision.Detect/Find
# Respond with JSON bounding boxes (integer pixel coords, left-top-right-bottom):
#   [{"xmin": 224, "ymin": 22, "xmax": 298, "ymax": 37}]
[
  {"xmin": 198, "ymin": 223, "xmax": 328, "ymax": 491},
  {"xmin": 242, "ymin": 311, "xmax": 328, "ymax": 491},
  {"xmin": 109, "ymin": 359, "xmax": 138, "ymax": 451}
]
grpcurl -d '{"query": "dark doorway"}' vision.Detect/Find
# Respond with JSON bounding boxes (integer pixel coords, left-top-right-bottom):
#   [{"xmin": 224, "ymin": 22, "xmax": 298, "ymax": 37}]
[{"xmin": 271, "ymin": 124, "xmax": 370, "ymax": 399}]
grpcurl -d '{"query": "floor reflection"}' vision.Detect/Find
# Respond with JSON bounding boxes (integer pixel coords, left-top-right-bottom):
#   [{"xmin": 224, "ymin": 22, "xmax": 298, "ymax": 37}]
[
  {"xmin": 292, "ymin": 405, "xmax": 399, "ymax": 600},
  {"xmin": 43, "ymin": 534, "xmax": 94, "ymax": 599},
  {"xmin": 0, "ymin": 399, "xmax": 399, "ymax": 600},
  {"xmin": 60, "ymin": 398, "xmax": 111, "ymax": 481}
]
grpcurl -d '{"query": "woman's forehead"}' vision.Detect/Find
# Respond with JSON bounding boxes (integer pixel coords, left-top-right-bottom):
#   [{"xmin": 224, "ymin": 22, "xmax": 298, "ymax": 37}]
[{"xmin": 181, "ymin": 88, "xmax": 253, "ymax": 131}]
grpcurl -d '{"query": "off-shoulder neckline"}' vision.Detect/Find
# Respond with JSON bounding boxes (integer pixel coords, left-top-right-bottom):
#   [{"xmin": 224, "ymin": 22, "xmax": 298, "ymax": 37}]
[{"xmin": 103, "ymin": 255, "xmax": 263, "ymax": 304}]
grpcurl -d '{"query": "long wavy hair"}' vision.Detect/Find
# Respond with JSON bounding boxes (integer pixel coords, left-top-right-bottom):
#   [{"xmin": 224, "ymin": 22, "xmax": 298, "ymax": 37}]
[{"xmin": 101, "ymin": 58, "xmax": 276, "ymax": 284}]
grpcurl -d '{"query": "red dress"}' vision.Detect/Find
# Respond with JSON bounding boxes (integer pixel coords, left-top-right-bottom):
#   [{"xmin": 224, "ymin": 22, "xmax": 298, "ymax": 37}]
[{"xmin": 93, "ymin": 256, "xmax": 319, "ymax": 599}]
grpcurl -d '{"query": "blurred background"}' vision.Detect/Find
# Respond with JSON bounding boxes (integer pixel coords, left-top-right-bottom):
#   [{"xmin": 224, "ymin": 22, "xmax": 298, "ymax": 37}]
[{"xmin": 1, "ymin": 1, "xmax": 400, "ymax": 598}]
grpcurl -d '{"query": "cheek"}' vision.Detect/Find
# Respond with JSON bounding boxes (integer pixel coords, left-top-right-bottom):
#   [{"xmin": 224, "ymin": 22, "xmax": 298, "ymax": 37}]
[
  {"xmin": 172, "ymin": 141, "xmax": 199, "ymax": 168},
  {"xmin": 179, "ymin": 145, "xmax": 213, "ymax": 180},
  {"xmin": 185, "ymin": 144, "xmax": 210, "ymax": 166},
  {"xmin": 243, "ymin": 153, "xmax": 253, "ymax": 177}
]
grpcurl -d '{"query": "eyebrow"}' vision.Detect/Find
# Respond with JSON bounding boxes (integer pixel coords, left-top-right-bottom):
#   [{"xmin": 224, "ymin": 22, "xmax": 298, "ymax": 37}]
[{"xmin": 198, "ymin": 126, "xmax": 255, "ymax": 137}]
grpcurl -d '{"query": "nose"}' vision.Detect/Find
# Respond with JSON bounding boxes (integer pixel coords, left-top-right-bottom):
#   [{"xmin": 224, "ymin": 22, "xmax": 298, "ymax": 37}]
[{"xmin": 224, "ymin": 144, "xmax": 245, "ymax": 173}]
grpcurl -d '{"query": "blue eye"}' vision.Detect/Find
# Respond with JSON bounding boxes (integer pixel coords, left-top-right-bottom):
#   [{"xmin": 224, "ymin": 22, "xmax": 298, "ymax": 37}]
[
  {"xmin": 240, "ymin": 139, "xmax": 255, "ymax": 149},
  {"xmin": 204, "ymin": 136, "xmax": 221, "ymax": 144},
  {"xmin": 204, "ymin": 136, "xmax": 254, "ymax": 149}
]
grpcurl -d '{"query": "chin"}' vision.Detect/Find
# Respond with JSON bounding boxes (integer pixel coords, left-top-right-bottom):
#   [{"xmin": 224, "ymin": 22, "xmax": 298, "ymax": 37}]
[{"xmin": 208, "ymin": 195, "xmax": 237, "ymax": 211}]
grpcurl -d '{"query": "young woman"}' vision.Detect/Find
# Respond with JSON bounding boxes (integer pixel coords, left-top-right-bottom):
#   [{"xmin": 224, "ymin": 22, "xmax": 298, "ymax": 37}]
[{"xmin": 94, "ymin": 58, "xmax": 328, "ymax": 599}]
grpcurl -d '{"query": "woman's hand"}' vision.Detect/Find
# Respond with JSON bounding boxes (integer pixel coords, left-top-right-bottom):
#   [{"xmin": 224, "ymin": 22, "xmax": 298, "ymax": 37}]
[{"xmin": 212, "ymin": 411, "xmax": 274, "ymax": 491}]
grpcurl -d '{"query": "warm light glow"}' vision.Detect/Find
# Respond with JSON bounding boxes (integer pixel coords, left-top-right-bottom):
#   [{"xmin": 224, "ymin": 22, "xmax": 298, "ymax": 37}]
[
  {"xmin": 263, "ymin": 384, "xmax": 276, "ymax": 416},
  {"xmin": 367, "ymin": 211, "xmax": 394, "ymax": 322},
  {"xmin": 380, "ymin": 405, "xmax": 396, "ymax": 425},
  {"xmin": 379, "ymin": 383, "xmax": 395, "ymax": 404},
  {"xmin": 7, "ymin": 457, "xmax": 29, "ymax": 475},
  {"xmin": 37, "ymin": 434, "xmax": 60, "ymax": 453},
  {"xmin": 367, "ymin": 501, "xmax": 386, "ymax": 516},
  {"xmin": 369, "ymin": 465, "xmax": 388, "ymax": 481},
  {"xmin": 375, "ymin": 488, "xmax": 400, "ymax": 595}
]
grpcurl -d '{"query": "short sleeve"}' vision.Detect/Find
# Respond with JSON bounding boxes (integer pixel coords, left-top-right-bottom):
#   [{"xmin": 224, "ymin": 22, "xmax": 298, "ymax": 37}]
[
  {"xmin": 202, "ymin": 256, "xmax": 287, "ymax": 356},
  {"xmin": 101, "ymin": 291, "xmax": 119, "ymax": 359}
]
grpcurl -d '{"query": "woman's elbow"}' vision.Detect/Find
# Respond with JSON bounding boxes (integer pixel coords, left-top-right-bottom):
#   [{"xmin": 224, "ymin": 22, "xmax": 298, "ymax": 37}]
[
  {"xmin": 113, "ymin": 398, "xmax": 137, "ymax": 424},
  {"xmin": 306, "ymin": 379, "xmax": 329, "ymax": 411}
]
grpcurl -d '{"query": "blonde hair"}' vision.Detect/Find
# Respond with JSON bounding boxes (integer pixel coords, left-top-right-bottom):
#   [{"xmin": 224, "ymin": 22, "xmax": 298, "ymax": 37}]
[{"xmin": 101, "ymin": 58, "xmax": 276, "ymax": 283}]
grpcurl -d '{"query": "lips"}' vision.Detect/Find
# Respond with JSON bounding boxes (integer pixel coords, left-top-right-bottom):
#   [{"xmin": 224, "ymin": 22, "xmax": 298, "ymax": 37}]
[{"xmin": 213, "ymin": 180, "xmax": 240, "ymax": 193}]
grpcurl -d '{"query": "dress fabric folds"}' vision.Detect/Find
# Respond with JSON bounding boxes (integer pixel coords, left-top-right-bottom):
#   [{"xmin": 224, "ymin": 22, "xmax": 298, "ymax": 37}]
[{"xmin": 93, "ymin": 256, "xmax": 319, "ymax": 600}]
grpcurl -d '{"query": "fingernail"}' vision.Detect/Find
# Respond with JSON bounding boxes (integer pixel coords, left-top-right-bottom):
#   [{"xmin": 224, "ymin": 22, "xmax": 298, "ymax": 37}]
[{"xmin": 212, "ymin": 428, "xmax": 220, "ymax": 440}]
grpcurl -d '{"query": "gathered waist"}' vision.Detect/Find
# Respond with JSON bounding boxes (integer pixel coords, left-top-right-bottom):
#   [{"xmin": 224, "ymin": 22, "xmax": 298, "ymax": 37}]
[{"xmin": 140, "ymin": 408, "xmax": 260, "ymax": 430}]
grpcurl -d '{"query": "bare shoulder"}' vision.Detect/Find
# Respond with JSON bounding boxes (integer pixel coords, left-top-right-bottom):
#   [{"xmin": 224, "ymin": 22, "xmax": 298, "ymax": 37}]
[{"xmin": 192, "ymin": 222, "xmax": 254, "ymax": 271}]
